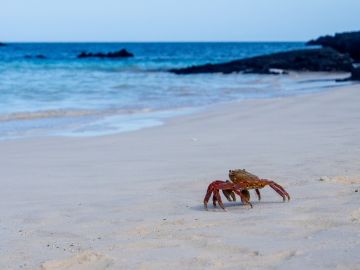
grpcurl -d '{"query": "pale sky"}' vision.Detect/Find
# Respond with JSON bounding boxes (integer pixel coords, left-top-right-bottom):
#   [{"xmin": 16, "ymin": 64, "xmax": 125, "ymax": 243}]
[{"xmin": 1, "ymin": 0, "xmax": 359, "ymax": 42}]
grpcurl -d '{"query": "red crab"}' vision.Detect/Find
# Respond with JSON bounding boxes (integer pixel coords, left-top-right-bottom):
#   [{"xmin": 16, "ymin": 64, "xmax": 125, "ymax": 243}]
[{"xmin": 204, "ymin": 169, "xmax": 290, "ymax": 210}]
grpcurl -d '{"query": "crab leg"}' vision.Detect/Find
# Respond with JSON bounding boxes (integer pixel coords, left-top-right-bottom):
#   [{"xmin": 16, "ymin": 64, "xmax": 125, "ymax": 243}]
[
  {"xmin": 222, "ymin": 190, "xmax": 236, "ymax": 202},
  {"xmin": 204, "ymin": 180, "xmax": 228, "ymax": 210},
  {"xmin": 262, "ymin": 179, "xmax": 290, "ymax": 201},
  {"xmin": 212, "ymin": 193, "xmax": 217, "ymax": 207},
  {"xmin": 271, "ymin": 182, "xmax": 290, "ymax": 200},
  {"xmin": 255, "ymin": 189, "xmax": 261, "ymax": 201},
  {"xmin": 215, "ymin": 190, "xmax": 225, "ymax": 210},
  {"xmin": 230, "ymin": 191, "xmax": 236, "ymax": 201},
  {"xmin": 238, "ymin": 190, "xmax": 250, "ymax": 204},
  {"xmin": 238, "ymin": 191, "xmax": 245, "ymax": 204},
  {"xmin": 268, "ymin": 183, "xmax": 287, "ymax": 201},
  {"xmin": 233, "ymin": 189, "xmax": 253, "ymax": 208},
  {"xmin": 204, "ymin": 183, "xmax": 216, "ymax": 210},
  {"xmin": 204, "ymin": 188, "xmax": 213, "ymax": 210}
]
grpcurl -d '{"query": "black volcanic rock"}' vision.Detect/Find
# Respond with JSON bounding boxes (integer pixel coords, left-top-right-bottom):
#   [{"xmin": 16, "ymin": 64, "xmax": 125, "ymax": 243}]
[
  {"xmin": 36, "ymin": 54, "xmax": 47, "ymax": 59},
  {"xmin": 78, "ymin": 49, "xmax": 134, "ymax": 59},
  {"xmin": 336, "ymin": 66, "xmax": 360, "ymax": 82},
  {"xmin": 170, "ymin": 48, "xmax": 353, "ymax": 75},
  {"xmin": 24, "ymin": 54, "xmax": 47, "ymax": 59},
  {"xmin": 307, "ymin": 31, "xmax": 360, "ymax": 61},
  {"xmin": 350, "ymin": 67, "xmax": 360, "ymax": 80},
  {"xmin": 0, "ymin": 42, "xmax": 6, "ymax": 46}
]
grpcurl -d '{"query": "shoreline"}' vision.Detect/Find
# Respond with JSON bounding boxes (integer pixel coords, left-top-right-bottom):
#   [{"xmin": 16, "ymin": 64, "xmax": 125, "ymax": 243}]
[
  {"xmin": 0, "ymin": 75, "xmax": 359, "ymax": 269},
  {"xmin": 0, "ymin": 71, "xmax": 352, "ymax": 141}
]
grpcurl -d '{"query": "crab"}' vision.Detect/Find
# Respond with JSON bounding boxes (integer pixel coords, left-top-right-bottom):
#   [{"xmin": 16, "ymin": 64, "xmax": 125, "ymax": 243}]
[{"xmin": 203, "ymin": 169, "xmax": 290, "ymax": 210}]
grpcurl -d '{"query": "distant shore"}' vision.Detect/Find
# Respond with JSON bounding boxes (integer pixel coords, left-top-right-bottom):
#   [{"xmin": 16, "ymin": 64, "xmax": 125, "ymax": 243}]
[{"xmin": 170, "ymin": 31, "xmax": 360, "ymax": 76}]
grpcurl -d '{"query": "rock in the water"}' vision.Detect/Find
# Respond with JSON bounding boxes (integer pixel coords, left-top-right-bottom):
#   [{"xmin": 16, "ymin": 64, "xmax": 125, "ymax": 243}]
[
  {"xmin": 24, "ymin": 54, "xmax": 47, "ymax": 59},
  {"xmin": 307, "ymin": 31, "xmax": 360, "ymax": 61},
  {"xmin": 78, "ymin": 49, "xmax": 134, "ymax": 58},
  {"xmin": 0, "ymin": 42, "xmax": 6, "ymax": 46},
  {"xmin": 170, "ymin": 48, "xmax": 353, "ymax": 75},
  {"xmin": 36, "ymin": 54, "xmax": 46, "ymax": 59}
]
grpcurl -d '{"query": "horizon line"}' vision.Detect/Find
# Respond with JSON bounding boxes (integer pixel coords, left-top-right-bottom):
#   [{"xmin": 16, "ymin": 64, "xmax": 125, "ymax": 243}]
[{"xmin": 1, "ymin": 40, "xmax": 307, "ymax": 43}]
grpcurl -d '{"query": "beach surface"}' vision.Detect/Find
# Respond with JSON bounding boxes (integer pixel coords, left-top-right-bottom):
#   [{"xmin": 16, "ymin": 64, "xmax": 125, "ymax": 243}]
[{"xmin": 0, "ymin": 74, "xmax": 359, "ymax": 270}]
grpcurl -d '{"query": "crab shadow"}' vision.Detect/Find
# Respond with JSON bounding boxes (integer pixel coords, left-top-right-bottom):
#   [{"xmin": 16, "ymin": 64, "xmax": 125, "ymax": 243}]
[{"xmin": 191, "ymin": 200, "xmax": 287, "ymax": 212}]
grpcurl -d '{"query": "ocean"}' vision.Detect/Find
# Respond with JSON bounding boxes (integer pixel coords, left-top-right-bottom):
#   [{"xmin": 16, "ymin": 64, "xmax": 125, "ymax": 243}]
[{"xmin": 0, "ymin": 42, "xmax": 347, "ymax": 139}]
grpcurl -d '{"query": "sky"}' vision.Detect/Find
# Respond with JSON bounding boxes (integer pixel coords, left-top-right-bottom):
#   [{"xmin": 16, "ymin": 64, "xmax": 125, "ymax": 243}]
[{"xmin": 1, "ymin": 0, "xmax": 359, "ymax": 42}]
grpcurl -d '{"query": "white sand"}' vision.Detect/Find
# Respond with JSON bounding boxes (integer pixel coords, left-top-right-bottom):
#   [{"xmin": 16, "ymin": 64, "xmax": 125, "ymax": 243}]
[{"xmin": 0, "ymin": 73, "xmax": 359, "ymax": 270}]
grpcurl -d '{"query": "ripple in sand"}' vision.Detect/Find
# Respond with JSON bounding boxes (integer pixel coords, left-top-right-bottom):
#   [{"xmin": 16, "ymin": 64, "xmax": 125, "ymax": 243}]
[
  {"xmin": 319, "ymin": 176, "xmax": 360, "ymax": 185},
  {"xmin": 40, "ymin": 251, "xmax": 113, "ymax": 270}
]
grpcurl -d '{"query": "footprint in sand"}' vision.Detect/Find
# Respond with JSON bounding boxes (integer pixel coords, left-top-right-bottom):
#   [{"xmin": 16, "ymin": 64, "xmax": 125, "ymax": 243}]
[
  {"xmin": 40, "ymin": 251, "xmax": 113, "ymax": 270},
  {"xmin": 350, "ymin": 208, "xmax": 360, "ymax": 223}
]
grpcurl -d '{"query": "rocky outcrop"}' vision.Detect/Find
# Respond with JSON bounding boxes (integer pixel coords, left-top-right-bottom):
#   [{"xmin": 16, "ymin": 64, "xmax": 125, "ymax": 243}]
[
  {"xmin": 336, "ymin": 66, "xmax": 360, "ymax": 82},
  {"xmin": 170, "ymin": 48, "xmax": 353, "ymax": 75},
  {"xmin": 78, "ymin": 49, "xmax": 134, "ymax": 59},
  {"xmin": 307, "ymin": 31, "xmax": 360, "ymax": 61},
  {"xmin": 0, "ymin": 42, "xmax": 6, "ymax": 46},
  {"xmin": 350, "ymin": 67, "xmax": 360, "ymax": 80}
]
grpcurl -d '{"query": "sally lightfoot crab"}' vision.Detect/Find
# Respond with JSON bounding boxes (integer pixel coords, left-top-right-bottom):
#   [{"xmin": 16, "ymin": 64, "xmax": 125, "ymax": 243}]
[{"xmin": 203, "ymin": 169, "xmax": 290, "ymax": 210}]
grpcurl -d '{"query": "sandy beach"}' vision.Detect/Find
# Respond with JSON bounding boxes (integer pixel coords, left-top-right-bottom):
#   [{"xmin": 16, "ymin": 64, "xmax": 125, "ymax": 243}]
[{"xmin": 0, "ymin": 73, "xmax": 359, "ymax": 270}]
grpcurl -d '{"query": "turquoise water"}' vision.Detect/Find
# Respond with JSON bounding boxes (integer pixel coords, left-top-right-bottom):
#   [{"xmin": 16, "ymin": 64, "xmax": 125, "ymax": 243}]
[{"xmin": 0, "ymin": 42, "xmax": 344, "ymax": 139}]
